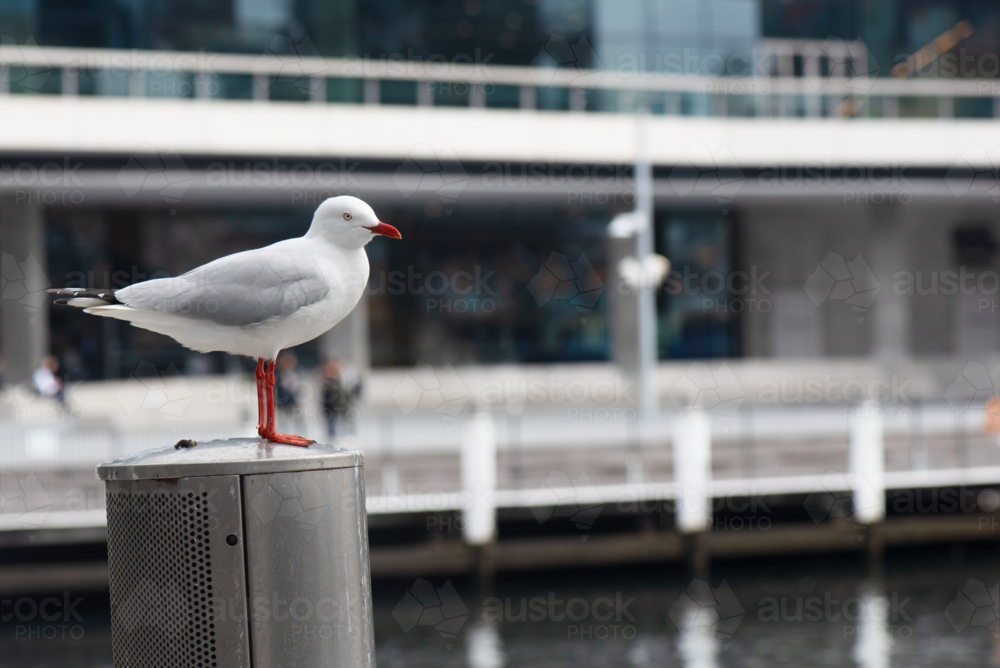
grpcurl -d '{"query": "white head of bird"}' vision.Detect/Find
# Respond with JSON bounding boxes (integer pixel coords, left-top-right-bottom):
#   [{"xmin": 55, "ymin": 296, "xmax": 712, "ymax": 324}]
[{"xmin": 306, "ymin": 195, "xmax": 402, "ymax": 248}]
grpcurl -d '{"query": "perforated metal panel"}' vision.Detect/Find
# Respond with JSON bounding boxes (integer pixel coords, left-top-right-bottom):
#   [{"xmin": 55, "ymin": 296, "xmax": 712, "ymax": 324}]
[
  {"xmin": 100, "ymin": 440, "xmax": 373, "ymax": 668},
  {"xmin": 106, "ymin": 476, "xmax": 250, "ymax": 668}
]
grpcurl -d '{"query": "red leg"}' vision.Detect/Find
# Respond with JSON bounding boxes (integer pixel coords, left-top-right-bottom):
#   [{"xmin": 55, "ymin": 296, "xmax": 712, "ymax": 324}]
[
  {"xmin": 255, "ymin": 359, "xmax": 267, "ymax": 436},
  {"xmin": 265, "ymin": 360, "xmax": 276, "ymax": 432},
  {"xmin": 260, "ymin": 359, "xmax": 313, "ymax": 447}
]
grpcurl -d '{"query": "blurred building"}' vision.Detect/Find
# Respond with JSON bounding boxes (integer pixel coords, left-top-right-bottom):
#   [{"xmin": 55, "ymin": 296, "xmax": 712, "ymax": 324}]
[{"xmin": 0, "ymin": 0, "xmax": 998, "ymax": 394}]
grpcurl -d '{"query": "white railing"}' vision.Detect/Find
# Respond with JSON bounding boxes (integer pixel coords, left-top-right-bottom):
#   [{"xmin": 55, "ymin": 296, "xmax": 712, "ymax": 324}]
[
  {"xmin": 0, "ymin": 401, "xmax": 997, "ymax": 537},
  {"xmin": 0, "ymin": 45, "xmax": 998, "ymax": 118}
]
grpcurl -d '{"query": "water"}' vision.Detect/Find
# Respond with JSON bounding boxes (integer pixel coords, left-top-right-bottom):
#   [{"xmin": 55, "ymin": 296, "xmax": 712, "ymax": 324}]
[
  {"xmin": 373, "ymin": 547, "xmax": 1000, "ymax": 668},
  {"xmin": 1, "ymin": 548, "xmax": 996, "ymax": 667}
]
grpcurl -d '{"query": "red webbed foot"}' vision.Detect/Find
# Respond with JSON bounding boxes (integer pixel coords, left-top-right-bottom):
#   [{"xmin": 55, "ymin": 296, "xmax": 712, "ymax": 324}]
[{"xmin": 259, "ymin": 429, "xmax": 314, "ymax": 447}]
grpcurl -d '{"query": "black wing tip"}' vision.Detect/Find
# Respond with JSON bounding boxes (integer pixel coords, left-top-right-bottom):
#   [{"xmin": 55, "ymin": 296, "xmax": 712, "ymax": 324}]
[{"xmin": 47, "ymin": 288, "xmax": 122, "ymax": 305}]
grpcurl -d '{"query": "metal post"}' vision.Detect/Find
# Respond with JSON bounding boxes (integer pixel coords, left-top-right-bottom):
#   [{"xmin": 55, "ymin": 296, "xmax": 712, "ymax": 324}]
[
  {"xmin": 194, "ymin": 72, "xmax": 211, "ymax": 99},
  {"xmin": 882, "ymin": 96, "xmax": 898, "ymax": 118},
  {"xmin": 310, "ymin": 76, "xmax": 326, "ymax": 103},
  {"xmin": 519, "ymin": 85, "xmax": 536, "ymax": 110},
  {"xmin": 364, "ymin": 79, "xmax": 380, "ymax": 105},
  {"xmin": 417, "ymin": 81, "xmax": 433, "ymax": 106},
  {"xmin": 253, "ymin": 74, "xmax": 269, "ymax": 101},
  {"xmin": 850, "ymin": 400, "xmax": 885, "ymax": 524},
  {"xmin": 469, "ymin": 82, "xmax": 486, "ymax": 108},
  {"xmin": 0, "ymin": 195, "xmax": 48, "ymax": 383},
  {"xmin": 666, "ymin": 92, "xmax": 681, "ymax": 115},
  {"xmin": 938, "ymin": 96, "xmax": 954, "ymax": 118},
  {"xmin": 634, "ymin": 109, "xmax": 657, "ymax": 418},
  {"xmin": 98, "ymin": 438, "xmax": 375, "ymax": 668},
  {"xmin": 672, "ymin": 406, "xmax": 711, "ymax": 533},
  {"xmin": 712, "ymin": 93, "xmax": 727, "ymax": 117},
  {"xmin": 129, "ymin": 70, "xmax": 144, "ymax": 97},
  {"xmin": 62, "ymin": 68, "xmax": 79, "ymax": 96},
  {"xmin": 461, "ymin": 411, "xmax": 497, "ymax": 546},
  {"xmin": 804, "ymin": 50, "xmax": 821, "ymax": 117}
]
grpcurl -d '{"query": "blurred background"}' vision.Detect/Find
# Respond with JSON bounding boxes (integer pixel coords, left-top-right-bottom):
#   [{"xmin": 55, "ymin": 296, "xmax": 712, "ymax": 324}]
[{"xmin": 1, "ymin": 0, "xmax": 1000, "ymax": 666}]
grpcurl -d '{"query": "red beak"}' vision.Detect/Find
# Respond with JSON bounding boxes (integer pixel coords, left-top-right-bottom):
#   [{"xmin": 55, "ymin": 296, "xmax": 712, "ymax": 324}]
[{"xmin": 366, "ymin": 222, "xmax": 402, "ymax": 239}]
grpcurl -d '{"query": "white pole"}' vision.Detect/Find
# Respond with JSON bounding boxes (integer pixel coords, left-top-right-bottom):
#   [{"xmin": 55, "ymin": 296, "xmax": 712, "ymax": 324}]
[
  {"xmin": 851, "ymin": 582, "xmax": 892, "ymax": 668},
  {"xmin": 673, "ymin": 406, "xmax": 711, "ymax": 533},
  {"xmin": 462, "ymin": 411, "xmax": 497, "ymax": 545},
  {"xmin": 850, "ymin": 400, "xmax": 885, "ymax": 524},
  {"xmin": 634, "ymin": 108, "xmax": 657, "ymax": 418}
]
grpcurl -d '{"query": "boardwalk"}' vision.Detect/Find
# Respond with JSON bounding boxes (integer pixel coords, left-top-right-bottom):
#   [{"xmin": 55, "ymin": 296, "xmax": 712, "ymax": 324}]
[{"xmin": 1, "ymin": 401, "xmax": 997, "ymax": 535}]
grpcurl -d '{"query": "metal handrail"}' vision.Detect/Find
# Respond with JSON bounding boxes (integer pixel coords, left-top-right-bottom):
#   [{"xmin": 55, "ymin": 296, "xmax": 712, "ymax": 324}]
[
  {"xmin": 0, "ymin": 46, "xmax": 998, "ymax": 118},
  {"xmin": 1, "ymin": 45, "xmax": 998, "ymax": 96}
]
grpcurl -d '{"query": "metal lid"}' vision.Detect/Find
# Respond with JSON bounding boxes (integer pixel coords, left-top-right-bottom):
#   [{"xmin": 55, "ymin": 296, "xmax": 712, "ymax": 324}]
[{"xmin": 97, "ymin": 438, "xmax": 363, "ymax": 481}]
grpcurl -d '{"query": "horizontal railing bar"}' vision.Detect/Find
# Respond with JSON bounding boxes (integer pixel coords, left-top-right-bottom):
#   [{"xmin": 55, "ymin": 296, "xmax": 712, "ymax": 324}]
[{"xmin": 1, "ymin": 46, "xmax": 998, "ymax": 98}]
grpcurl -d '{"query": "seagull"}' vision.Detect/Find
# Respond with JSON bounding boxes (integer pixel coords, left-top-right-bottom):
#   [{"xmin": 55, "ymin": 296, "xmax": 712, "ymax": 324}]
[{"xmin": 49, "ymin": 196, "xmax": 400, "ymax": 447}]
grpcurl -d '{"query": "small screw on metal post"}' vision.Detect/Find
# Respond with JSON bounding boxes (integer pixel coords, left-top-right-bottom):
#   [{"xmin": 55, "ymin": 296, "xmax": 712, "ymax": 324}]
[{"xmin": 226, "ymin": 534, "xmax": 239, "ymax": 546}]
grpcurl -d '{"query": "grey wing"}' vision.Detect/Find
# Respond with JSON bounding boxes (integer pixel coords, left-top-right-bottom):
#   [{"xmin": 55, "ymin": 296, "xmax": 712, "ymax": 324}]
[{"xmin": 116, "ymin": 246, "xmax": 329, "ymax": 327}]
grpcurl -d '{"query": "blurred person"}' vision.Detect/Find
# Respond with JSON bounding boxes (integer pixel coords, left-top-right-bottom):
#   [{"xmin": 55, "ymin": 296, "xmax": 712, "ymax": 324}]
[
  {"xmin": 274, "ymin": 351, "xmax": 300, "ymax": 420},
  {"xmin": 61, "ymin": 348, "xmax": 86, "ymax": 381},
  {"xmin": 319, "ymin": 360, "xmax": 362, "ymax": 437},
  {"xmin": 32, "ymin": 355, "xmax": 64, "ymax": 402}
]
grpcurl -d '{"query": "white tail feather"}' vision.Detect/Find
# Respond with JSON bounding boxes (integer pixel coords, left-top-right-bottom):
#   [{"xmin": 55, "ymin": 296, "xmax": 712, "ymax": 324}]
[{"xmin": 67, "ymin": 298, "xmax": 109, "ymax": 308}]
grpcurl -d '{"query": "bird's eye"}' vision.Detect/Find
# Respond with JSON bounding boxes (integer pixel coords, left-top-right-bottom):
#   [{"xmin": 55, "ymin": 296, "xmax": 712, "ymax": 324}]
[{"xmin": 343, "ymin": 212, "xmax": 353, "ymax": 221}]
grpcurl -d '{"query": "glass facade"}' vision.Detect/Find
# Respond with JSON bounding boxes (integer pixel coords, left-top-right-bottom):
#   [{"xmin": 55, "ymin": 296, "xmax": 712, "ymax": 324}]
[
  {"xmin": 45, "ymin": 202, "xmax": 613, "ymax": 378},
  {"xmin": 8, "ymin": 0, "xmax": 1000, "ymax": 377},
  {"xmin": 6, "ymin": 0, "xmax": 580, "ymax": 66},
  {"xmin": 657, "ymin": 211, "xmax": 740, "ymax": 359},
  {"xmin": 762, "ymin": 0, "xmax": 1000, "ymax": 79},
  {"xmin": 594, "ymin": 0, "xmax": 760, "ymax": 75},
  {"xmin": 2, "ymin": 1, "xmax": 995, "ymax": 75}
]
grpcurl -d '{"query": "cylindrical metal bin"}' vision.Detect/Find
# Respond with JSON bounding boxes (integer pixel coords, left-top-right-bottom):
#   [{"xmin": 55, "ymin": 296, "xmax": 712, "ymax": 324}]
[{"xmin": 98, "ymin": 438, "xmax": 375, "ymax": 668}]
